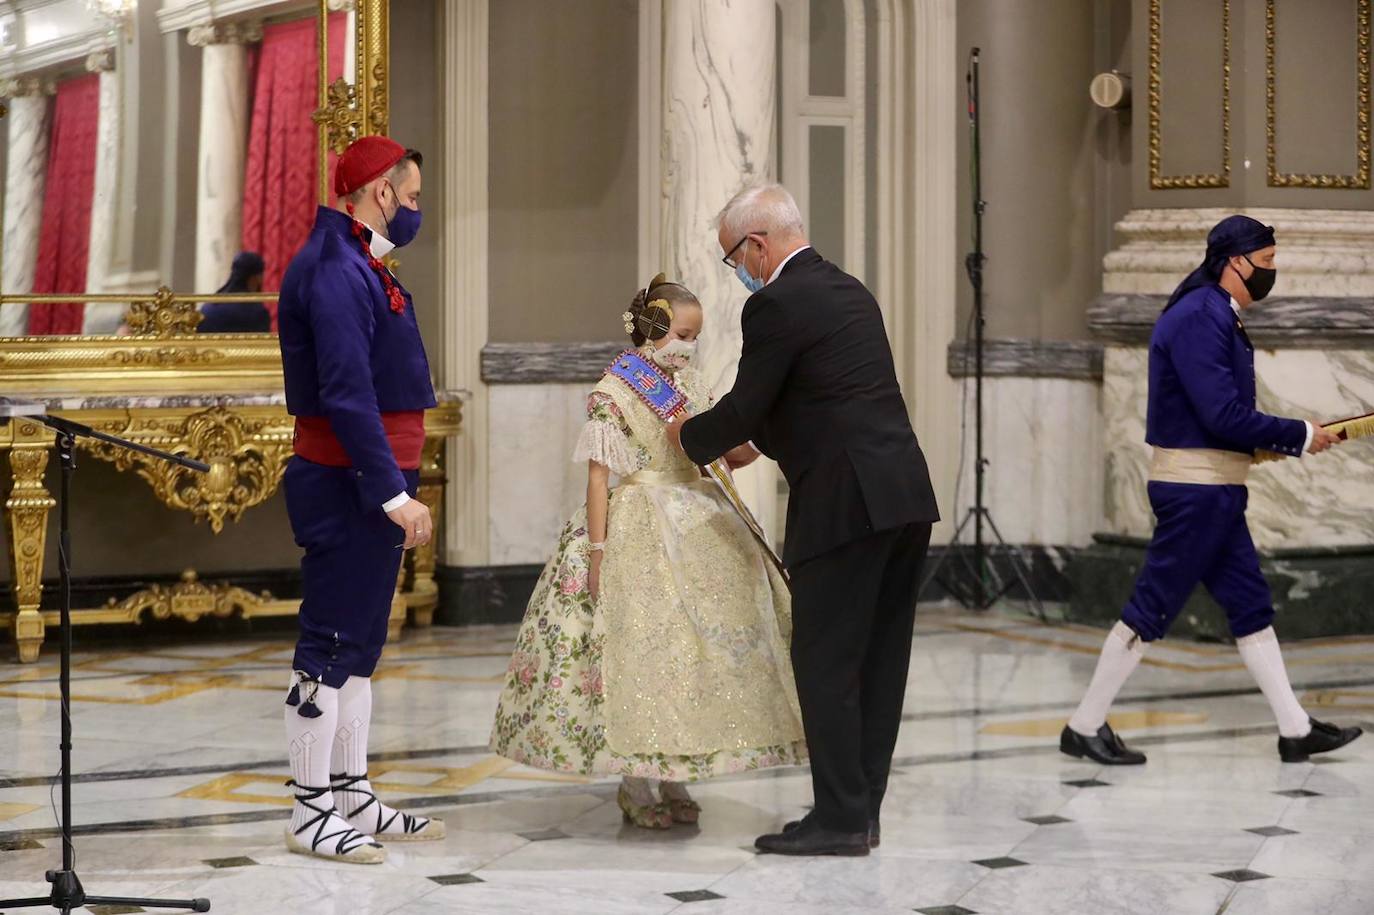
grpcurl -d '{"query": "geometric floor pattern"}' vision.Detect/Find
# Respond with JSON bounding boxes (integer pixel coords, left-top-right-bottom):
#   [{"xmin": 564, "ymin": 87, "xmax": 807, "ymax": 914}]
[{"xmin": 3, "ymin": 608, "xmax": 1374, "ymax": 914}]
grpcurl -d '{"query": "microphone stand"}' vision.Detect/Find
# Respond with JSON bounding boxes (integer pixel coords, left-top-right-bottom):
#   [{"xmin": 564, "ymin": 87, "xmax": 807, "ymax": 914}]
[
  {"xmin": 918, "ymin": 48, "xmax": 1043, "ymax": 618},
  {"xmin": 1, "ymin": 414, "xmax": 212, "ymax": 914}
]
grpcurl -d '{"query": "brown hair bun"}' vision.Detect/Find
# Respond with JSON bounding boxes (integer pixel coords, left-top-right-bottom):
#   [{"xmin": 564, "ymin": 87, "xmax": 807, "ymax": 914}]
[{"xmin": 623, "ymin": 273, "xmax": 700, "ymax": 347}]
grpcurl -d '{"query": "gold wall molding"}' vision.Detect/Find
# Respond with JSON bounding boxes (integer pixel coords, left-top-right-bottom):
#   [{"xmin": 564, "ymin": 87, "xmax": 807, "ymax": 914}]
[
  {"xmin": 1148, "ymin": 0, "xmax": 1232, "ymax": 189},
  {"xmin": 1266, "ymin": 0, "xmax": 1372, "ymax": 189}
]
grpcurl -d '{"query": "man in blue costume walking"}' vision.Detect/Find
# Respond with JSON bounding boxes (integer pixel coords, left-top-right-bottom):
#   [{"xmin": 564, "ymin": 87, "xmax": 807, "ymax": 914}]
[
  {"xmin": 1061, "ymin": 215, "xmax": 1362, "ymax": 766},
  {"xmin": 277, "ymin": 135, "xmax": 444, "ymax": 863}
]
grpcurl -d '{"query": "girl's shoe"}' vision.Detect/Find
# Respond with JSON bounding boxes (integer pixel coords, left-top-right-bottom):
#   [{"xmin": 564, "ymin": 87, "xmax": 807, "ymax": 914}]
[
  {"xmin": 618, "ymin": 783, "xmax": 672, "ymax": 829},
  {"xmin": 660, "ymin": 782, "xmax": 701, "ymax": 825}
]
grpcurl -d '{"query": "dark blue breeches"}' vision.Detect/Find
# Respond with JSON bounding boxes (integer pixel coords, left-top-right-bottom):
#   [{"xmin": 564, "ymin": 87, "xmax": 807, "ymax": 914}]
[
  {"xmin": 1120, "ymin": 482, "xmax": 1274, "ymax": 642},
  {"xmin": 284, "ymin": 457, "xmax": 418, "ymax": 687}
]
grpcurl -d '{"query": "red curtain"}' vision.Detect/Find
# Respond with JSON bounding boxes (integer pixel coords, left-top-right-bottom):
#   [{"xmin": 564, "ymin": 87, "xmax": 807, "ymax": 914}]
[
  {"xmin": 27, "ymin": 75, "xmax": 100, "ymax": 336},
  {"xmin": 241, "ymin": 13, "xmax": 346, "ymax": 327}
]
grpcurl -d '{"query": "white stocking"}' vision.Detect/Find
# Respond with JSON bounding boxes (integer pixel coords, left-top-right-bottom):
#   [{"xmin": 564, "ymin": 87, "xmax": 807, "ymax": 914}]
[
  {"xmin": 1236, "ymin": 627, "xmax": 1312, "ymax": 739},
  {"xmin": 331, "ymin": 675, "xmax": 442, "ymax": 840},
  {"xmin": 284, "ymin": 671, "xmax": 381, "ymax": 860},
  {"xmin": 1068, "ymin": 621, "xmax": 1149, "ymax": 736}
]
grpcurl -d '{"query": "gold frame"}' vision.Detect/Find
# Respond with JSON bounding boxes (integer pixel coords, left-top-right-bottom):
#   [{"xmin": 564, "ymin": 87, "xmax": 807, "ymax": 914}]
[
  {"xmin": 1148, "ymin": 0, "xmax": 1232, "ymax": 190},
  {"xmin": 1266, "ymin": 0, "xmax": 1373, "ymax": 189},
  {"xmin": 314, "ymin": 0, "xmax": 391, "ymax": 202},
  {"xmin": 0, "ymin": 290, "xmax": 283, "ymax": 393}
]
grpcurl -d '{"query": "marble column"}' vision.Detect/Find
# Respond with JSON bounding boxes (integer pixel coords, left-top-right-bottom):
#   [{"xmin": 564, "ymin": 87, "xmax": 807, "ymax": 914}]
[
  {"xmin": 662, "ymin": 0, "xmax": 779, "ymax": 533},
  {"xmin": 82, "ymin": 49, "xmax": 125, "ymax": 334},
  {"xmin": 187, "ymin": 20, "xmax": 260, "ymax": 295},
  {"xmin": 0, "ymin": 78, "xmax": 54, "ymax": 336},
  {"xmin": 441, "ymin": 0, "xmax": 491, "ymax": 569},
  {"xmin": 327, "ymin": 0, "xmax": 358, "ymax": 87}
]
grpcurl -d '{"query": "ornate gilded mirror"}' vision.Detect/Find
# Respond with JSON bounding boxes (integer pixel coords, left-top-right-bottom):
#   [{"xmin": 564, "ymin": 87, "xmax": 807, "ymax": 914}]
[
  {"xmin": 0, "ymin": 0, "xmax": 391, "ymax": 393},
  {"xmin": 0, "ymin": 0, "xmax": 458, "ymax": 664}
]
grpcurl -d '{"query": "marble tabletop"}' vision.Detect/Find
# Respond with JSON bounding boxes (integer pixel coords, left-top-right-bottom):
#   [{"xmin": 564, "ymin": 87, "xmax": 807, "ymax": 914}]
[{"xmin": 20, "ymin": 390, "xmax": 469, "ymax": 412}]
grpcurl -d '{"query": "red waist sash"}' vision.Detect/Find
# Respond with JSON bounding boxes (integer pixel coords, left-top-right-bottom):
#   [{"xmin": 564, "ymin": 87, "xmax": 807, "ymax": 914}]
[{"xmin": 293, "ymin": 411, "xmax": 425, "ymax": 470}]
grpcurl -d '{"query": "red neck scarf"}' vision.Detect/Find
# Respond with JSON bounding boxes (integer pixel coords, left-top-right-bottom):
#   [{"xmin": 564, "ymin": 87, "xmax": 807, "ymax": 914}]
[{"xmin": 345, "ymin": 204, "xmax": 406, "ymax": 315}]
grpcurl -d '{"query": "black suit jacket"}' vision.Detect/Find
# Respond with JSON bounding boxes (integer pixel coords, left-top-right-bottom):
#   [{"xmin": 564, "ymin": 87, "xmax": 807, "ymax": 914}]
[{"xmin": 681, "ymin": 248, "xmax": 939, "ymax": 566}]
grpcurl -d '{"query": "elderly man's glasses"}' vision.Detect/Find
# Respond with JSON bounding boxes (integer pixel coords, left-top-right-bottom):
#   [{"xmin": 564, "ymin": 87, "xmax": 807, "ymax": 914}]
[{"xmin": 721, "ymin": 231, "xmax": 767, "ymax": 269}]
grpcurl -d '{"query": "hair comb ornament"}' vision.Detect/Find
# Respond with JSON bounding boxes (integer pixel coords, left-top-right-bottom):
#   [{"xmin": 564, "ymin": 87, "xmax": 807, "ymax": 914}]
[
  {"xmin": 622, "ymin": 311, "xmax": 635, "ymax": 334},
  {"xmin": 637, "ymin": 299, "xmax": 674, "ymax": 340}
]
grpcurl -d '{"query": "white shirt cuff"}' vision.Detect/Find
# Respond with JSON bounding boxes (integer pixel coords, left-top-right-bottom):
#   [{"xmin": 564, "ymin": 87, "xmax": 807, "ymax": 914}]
[
  {"xmin": 1302, "ymin": 421, "xmax": 1315, "ymax": 455},
  {"xmin": 382, "ymin": 491, "xmax": 411, "ymax": 513}
]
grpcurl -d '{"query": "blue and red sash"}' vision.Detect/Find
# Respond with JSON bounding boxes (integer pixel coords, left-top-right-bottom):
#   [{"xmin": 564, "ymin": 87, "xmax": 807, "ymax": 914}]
[
  {"xmin": 604, "ymin": 350, "xmax": 687, "ymax": 420},
  {"xmin": 603, "ymin": 348, "xmax": 788, "ymax": 581}
]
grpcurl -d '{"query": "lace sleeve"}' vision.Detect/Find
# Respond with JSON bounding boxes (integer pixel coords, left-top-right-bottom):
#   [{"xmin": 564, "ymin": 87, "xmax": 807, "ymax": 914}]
[{"xmin": 571, "ymin": 391, "xmax": 645, "ymax": 475}]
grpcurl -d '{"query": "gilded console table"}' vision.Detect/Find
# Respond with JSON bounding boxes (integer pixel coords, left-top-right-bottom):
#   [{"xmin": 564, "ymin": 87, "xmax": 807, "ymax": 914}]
[{"xmin": 0, "ymin": 391, "xmax": 461, "ymax": 663}]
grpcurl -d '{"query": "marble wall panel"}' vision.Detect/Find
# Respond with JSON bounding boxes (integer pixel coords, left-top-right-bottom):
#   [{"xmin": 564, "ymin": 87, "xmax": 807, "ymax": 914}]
[{"xmin": 1102, "ymin": 345, "xmax": 1374, "ymax": 549}]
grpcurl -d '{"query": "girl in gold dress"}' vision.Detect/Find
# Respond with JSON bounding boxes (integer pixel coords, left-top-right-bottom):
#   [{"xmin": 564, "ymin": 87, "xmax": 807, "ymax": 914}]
[{"xmin": 490, "ymin": 276, "xmax": 805, "ymax": 829}]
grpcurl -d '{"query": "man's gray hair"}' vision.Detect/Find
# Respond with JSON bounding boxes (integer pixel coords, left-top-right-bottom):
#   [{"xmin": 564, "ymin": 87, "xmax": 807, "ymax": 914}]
[{"xmin": 716, "ymin": 183, "xmax": 805, "ymax": 241}]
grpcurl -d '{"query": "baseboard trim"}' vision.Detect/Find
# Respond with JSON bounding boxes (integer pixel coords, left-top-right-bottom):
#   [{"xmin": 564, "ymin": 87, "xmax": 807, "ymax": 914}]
[{"xmin": 434, "ymin": 563, "xmax": 544, "ymax": 626}]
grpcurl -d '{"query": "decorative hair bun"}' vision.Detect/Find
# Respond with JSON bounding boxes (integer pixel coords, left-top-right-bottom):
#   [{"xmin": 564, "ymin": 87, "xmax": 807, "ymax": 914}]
[{"xmin": 625, "ymin": 273, "xmax": 674, "ymax": 345}]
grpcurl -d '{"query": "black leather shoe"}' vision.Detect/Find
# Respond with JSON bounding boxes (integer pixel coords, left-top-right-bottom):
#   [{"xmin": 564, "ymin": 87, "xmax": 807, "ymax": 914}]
[
  {"xmin": 757, "ymin": 819, "xmax": 869, "ymax": 856},
  {"xmin": 1278, "ymin": 718, "xmax": 1363, "ymax": 763},
  {"xmin": 1060, "ymin": 723, "xmax": 1147, "ymax": 765},
  {"xmin": 784, "ymin": 814, "xmax": 880, "ymax": 848}
]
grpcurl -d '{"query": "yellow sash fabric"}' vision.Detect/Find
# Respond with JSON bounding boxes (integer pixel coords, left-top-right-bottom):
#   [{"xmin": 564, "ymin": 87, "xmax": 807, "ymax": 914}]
[
  {"xmin": 1149, "ymin": 447, "xmax": 1251, "ymax": 486},
  {"xmin": 619, "ymin": 467, "xmax": 702, "ymax": 486}
]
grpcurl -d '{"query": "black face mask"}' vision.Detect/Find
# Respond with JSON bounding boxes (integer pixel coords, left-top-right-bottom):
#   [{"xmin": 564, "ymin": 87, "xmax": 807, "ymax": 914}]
[{"xmin": 1238, "ymin": 255, "xmax": 1277, "ymax": 302}]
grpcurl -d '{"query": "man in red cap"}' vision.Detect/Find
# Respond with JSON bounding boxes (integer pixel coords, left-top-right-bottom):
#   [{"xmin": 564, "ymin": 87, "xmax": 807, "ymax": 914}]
[{"xmin": 277, "ymin": 134, "xmax": 444, "ymax": 863}]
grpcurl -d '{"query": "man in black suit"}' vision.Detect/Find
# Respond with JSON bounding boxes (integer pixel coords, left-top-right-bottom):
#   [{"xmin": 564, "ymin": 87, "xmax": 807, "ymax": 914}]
[{"xmin": 666, "ymin": 183, "xmax": 939, "ymax": 856}]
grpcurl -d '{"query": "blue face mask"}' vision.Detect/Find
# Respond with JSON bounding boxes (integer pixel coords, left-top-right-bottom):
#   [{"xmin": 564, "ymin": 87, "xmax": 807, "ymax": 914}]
[
  {"xmin": 383, "ymin": 183, "xmax": 422, "ymax": 248},
  {"xmin": 735, "ymin": 261, "xmax": 765, "ymax": 294}
]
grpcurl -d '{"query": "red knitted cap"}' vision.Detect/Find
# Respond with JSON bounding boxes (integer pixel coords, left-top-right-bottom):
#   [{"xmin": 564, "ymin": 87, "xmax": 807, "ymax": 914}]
[{"xmin": 333, "ymin": 135, "xmax": 406, "ymax": 197}]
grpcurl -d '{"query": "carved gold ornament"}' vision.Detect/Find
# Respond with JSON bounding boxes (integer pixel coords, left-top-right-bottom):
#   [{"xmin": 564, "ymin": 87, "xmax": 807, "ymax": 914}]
[
  {"xmin": 124, "ymin": 286, "xmax": 204, "ymax": 337},
  {"xmin": 106, "ymin": 570, "xmax": 278, "ymax": 624},
  {"xmin": 78, "ymin": 408, "xmax": 293, "ymax": 533},
  {"xmin": 313, "ymin": 77, "xmax": 364, "ymax": 156}
]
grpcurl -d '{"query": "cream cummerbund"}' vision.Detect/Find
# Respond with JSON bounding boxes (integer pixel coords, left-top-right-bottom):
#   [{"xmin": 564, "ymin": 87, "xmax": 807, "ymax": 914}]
[
  {"xmin": 1148, "ymin": 447, "xmax": 1251, "ymax": 486},
  {"xmin": 619, "ymin": 468, "xmax": 702, "ymax": 486}
]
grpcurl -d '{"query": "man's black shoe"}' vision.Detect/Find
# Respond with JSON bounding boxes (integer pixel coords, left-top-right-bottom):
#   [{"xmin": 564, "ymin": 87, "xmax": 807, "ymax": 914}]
[
  {"xmin": 784, "ymin": 813, "xmax": 880, "ymax": 848},
  {"xmin": 1278, "ymin": 718, "xmax": 1363, "ymax": 763},
  {"xmin": 1059, "ymin": 723, "xmax": 1146, "ymax": 765},
  {"xmin": 758, "ymin": 818, "xmax": 869, "ymax": 856}
]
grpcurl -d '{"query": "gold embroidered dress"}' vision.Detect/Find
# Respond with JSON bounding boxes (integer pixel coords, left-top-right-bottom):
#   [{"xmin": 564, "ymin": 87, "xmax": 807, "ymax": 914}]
[{"xmin": 490, "ymin": 355, "xmax": 806, "ymax": 780}]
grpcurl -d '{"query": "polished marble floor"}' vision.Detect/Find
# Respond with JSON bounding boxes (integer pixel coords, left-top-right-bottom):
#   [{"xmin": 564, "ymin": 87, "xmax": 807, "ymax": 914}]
[{"xmin": 2, "ymin": 608, "xmax": 1374, "ymax": 914}]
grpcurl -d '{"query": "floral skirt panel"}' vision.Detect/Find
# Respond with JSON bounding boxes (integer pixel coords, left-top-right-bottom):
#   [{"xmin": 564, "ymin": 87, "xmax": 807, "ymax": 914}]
[{"xmin": 489, "ymin": 482, "xmax": 807, "ymax": 782}]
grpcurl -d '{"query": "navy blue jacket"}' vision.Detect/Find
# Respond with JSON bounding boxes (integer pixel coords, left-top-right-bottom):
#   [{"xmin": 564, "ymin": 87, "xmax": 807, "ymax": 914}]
[
  {"xmin": 278, "ymin": 207, "xmax": 436, "ymax": 506},
  {"xmin": 1147, "ymin": 284, "xmax": 1305, "ymax": 457}
]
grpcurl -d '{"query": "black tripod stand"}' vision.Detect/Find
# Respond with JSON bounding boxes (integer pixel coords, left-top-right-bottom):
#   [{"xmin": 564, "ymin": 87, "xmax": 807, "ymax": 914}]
[
  {"xmin": 1, "ymin": 414, "xmax": 211, "ymax": 914},
  {"xmin": 919, "ymin": 48, "xmax": 1043, "ymax": 617}
]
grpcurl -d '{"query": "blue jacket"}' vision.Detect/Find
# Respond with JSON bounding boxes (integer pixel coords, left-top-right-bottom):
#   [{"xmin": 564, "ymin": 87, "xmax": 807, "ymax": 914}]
[
  {"xmin": 278, "ymin": 207, "xmax": 436, "ymax": 506},
  {"xmin": 1146, "ymin": 284, "xmax": 1305, "ymax": 458}
]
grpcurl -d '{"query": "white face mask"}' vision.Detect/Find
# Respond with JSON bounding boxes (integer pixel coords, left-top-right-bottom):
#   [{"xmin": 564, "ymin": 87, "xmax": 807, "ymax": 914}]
[
  {"xmin": 652, "ymin": 338, "xmax": 697, "ymax": 371},
  {"xmin": 368, "ymin": 229, "xmax": 395, "ymax": 259}
]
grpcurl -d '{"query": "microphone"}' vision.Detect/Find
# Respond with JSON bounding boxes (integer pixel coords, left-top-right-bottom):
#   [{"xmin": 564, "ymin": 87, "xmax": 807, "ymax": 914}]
[{"xmin": 967, "ymin": 47, "xmax": 980, "ymax": 121}]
